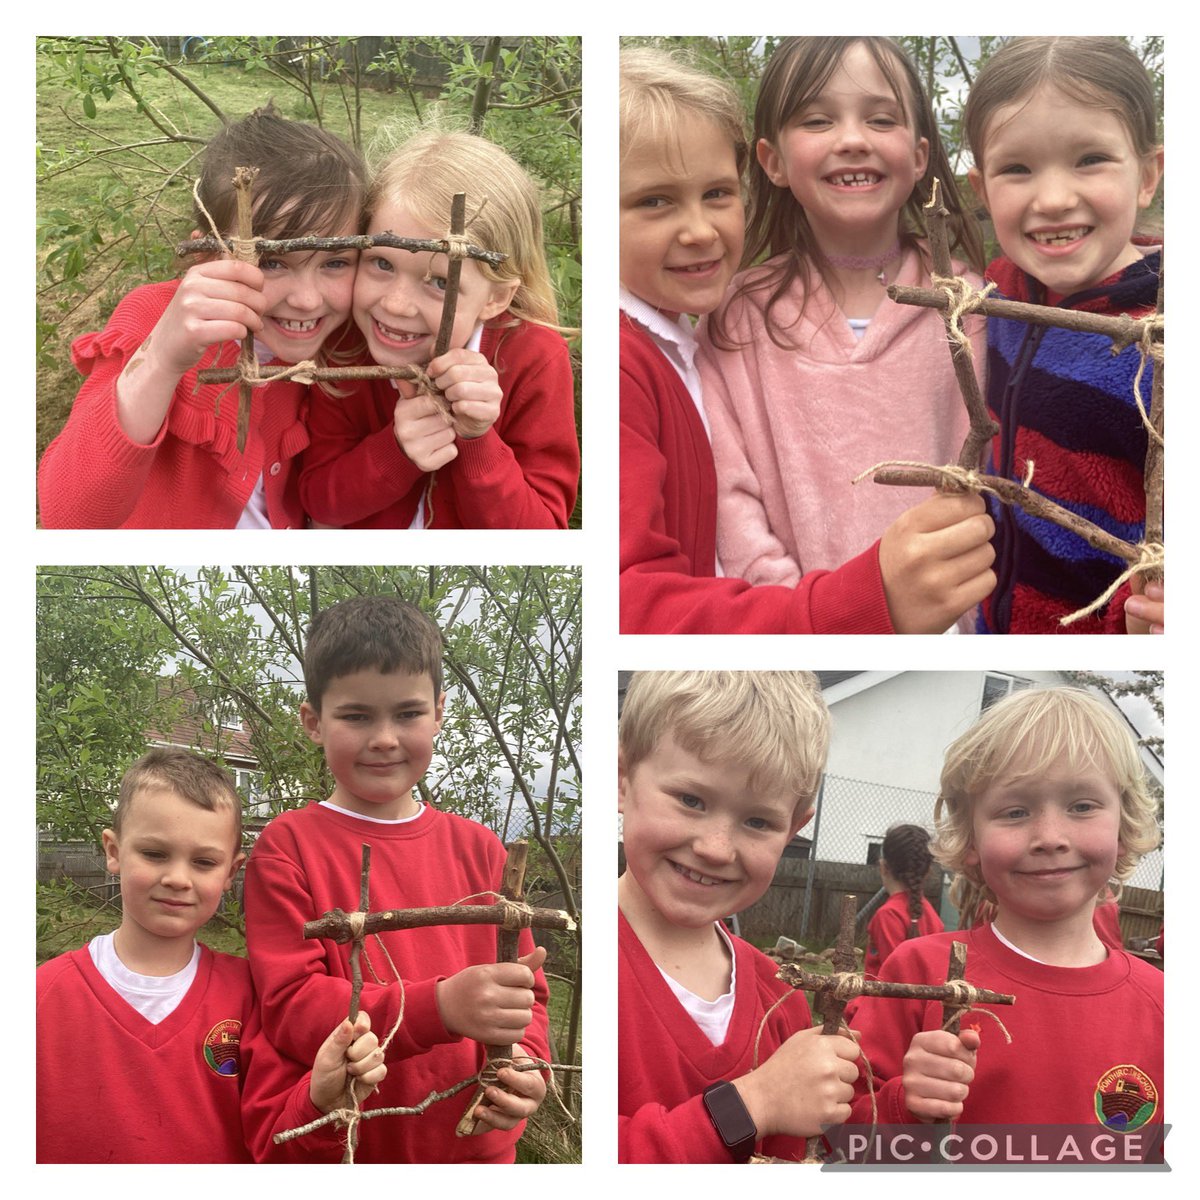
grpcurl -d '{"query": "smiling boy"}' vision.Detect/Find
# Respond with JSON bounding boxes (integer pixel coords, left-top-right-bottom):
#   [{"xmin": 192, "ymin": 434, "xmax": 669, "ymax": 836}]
[
  {"xmin": 36, "ymin": 747, "xmax": 386, "ymax": 1162},
  {"xmin": 619, "ymin": 671, "xmax": 860, "ymax": 1162},
  {"xmin": 243, "ymin": 595, "xmax": 551, "ymax": 1163},
  {"xmin": 847, "ymin": 689, "xmax": 1163, "ymax": 1160}
]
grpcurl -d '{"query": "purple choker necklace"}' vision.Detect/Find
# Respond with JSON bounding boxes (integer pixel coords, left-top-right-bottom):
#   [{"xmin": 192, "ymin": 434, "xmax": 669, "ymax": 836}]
[{"xmin": 824, "ymin": 240, "xmax": 903, "ymax": 282}]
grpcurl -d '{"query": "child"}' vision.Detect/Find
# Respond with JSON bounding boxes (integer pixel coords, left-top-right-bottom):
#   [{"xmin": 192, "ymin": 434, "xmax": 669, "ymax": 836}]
[
  {"xmin": 963, "ymin": 37, "xmax": 1164, "ymax": 633},
  {"xmin": 38, "ymin": 106, "xmax": 366, "ymax": 529},
  {"xmin": 619, "ymin": 47, "xmax": 995, "ymax": 635},
  {"xmin": 299, "ymin": 130, "xmax": 579, "ymax": 528},
  {"xmin": 864, "ymin": 824, "xmax": 944, "ymax": 980},
  {"xmin": 37, "ymin": 748, "xmax": 387, "ymax": 1163},
  {"xmin": 618, "ymin": 671, "xmax": 860, "ymax": 1162},
  {"xmin": 848, "ymin": 689, "xmax": 1163, "ymax": 1156},
  {"xmin": 697, "ymin": 37, "xmax": 996, "ymax": 635},
  {"xmin": 243, "ymin": 595, "xmax": 551, "ymax": 1163}
]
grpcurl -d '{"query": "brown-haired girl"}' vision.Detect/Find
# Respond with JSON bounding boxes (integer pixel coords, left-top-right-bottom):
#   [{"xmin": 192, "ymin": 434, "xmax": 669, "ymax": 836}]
[
  {"xmin": 865, "ymin": 823, "xmax": 944, "ymax": 979},
  {"xmin": 963, "ymin": 37, "xmax": 1164, "ymax": 634},
  {"xmin": 38, "ymin": 106, "xmax": 366, "ymax": 528},
  {"xmin": 697, "ymin": 37, "xmax": 996, "ymax": 635},
  {"xmin": 299, "ymin": 129, "xmax": 579, "ymax": 528}
]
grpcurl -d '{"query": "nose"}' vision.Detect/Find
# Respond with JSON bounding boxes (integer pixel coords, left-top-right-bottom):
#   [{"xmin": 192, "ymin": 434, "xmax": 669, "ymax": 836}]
[
  {"xmin": 677, "ymin": 201, "xmax": 719, "ymax": 249},
  {"xmin": 379, "ymin": 274, "xmax": 419, "ymax": 317},
  {"xmin": 368, "ymin": 721, "xmax": 401, "ymax": 749},
  {"xmin": 160, "ymin": 858, "xmax": 190, "ymax": 889},
  {"xmin": 693, "ymin": 819, "xmax": 737, "ymax": 865},
  {"xmin": 1032, "ymin": 168, "xmax": 1079, "ymax": 216},
  {"xmin": 285, "ymin": 267, "xmax": 321, "ymax": 312},
  {"xmin": 1029, "ymin": 809, "xmax": 1070, "ymax": 852},
  {"xmin": 834, "ymin": 118, "xmax": 871, "ymax": 154}
]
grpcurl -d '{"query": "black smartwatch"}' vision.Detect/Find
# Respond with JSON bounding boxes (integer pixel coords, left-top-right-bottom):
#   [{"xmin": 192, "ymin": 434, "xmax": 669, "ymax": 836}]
[{"xmin": 702, "ymin": 1080, "xmax": 758, "ymax": 1161}]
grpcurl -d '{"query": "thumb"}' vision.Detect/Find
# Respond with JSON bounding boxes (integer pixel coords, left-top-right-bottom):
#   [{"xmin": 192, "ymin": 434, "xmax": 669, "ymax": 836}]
[
  {"xmin": 959, "ymin": 1027, "xmax": 982, "ymax": 1054},
  {"xmin": 518, "ymin": 945, "xmax": 548, "ymax": 973},
  {"xmin": 314, "ymin": 1018, "xmax": 355, "ymax": 1070}
]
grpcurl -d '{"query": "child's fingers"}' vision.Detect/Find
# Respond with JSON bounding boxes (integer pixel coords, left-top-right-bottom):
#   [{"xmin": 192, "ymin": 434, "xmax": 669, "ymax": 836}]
[{"xmin": 518, "ymin": 945, "xmax": 548, "ymax": 973}]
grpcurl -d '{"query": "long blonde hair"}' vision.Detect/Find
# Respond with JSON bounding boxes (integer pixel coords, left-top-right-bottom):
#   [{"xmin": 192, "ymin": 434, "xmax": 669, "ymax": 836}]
[{"xmin": 366, "ymin": 128, "xmax": 561, "ymax": 332}]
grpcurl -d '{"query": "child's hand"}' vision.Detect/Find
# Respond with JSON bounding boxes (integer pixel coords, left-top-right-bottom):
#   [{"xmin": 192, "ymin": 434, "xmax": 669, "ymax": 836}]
[
  {"xmin": 901, "ymin": 1028, "xmax": 980, "ymax": 1122},
  {"xmin": 469, "ymin": 1047, "xmax": 547, "ymax": 1133},
  {"xmin": 308, "ymin": 1011, "xmax": 387, "ymax": 1115},
  {"xmin": 436, "ymin": 945, "xmax": 548, "ymax": 1044},
  {"xmin": 392, "ymin": 391, "xmax": 459, "ymax": 472},
  {"xmin": 428, "ymin": 348, "xmax": 502, "ymax": 440},
  {"xmin": 154, "ymin": 259, "xmax": 267, "ymax": 376},
  {"xmin": 732, "ymin": 1027, "xmax": 859, "ymax": 1139},
  {"xmin": 879, "ymin": 493, "xmax": 996, "ymax": 633},
  {"xmin": 1125, "ymin": 577, "xmax": 1163, "ymax": 635}
]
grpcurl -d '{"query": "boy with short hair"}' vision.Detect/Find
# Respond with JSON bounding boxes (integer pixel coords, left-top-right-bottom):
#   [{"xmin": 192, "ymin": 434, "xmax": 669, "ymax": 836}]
[
  {"xmin": 848, "ymin": 688, "xmax": 1163, "ymax": 1161},
  {"xmin": 37, "ymin": 747, "xmax": 386, "ymax": 1163},
  {"xmin": 619, "ymin": 671, "xmax": 860, "ymax": 1162},
  {"xmin": 244, "ymin": 594, "xmax": 550, "ymax": 1163}
]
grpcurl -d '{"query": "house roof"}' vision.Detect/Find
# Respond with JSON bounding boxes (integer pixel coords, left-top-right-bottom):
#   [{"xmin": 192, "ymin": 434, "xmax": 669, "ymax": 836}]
[{"xmin": 145, "ymin": 682, "xmax": 258, "ymax": 765}]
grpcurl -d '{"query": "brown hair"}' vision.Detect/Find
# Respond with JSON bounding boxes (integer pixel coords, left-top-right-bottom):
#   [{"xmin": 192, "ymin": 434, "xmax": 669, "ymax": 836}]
[
  {"xmin": 965, "ymin": 37, "xmax": 1159, "ymax": 172},
  {"xmin": 114, "ymin": 747, "xmax": 242, "ymax": 849},
  {"xmin": 365, "ymin": 128, "xmax": 562, "ymax": 332},
  {"xmin": 195, "ymin": 103, "xmax": 366, "ymax": 244},
  {"xmin": 881, "ymin": 823, "xmax": 935, "ymax": 937},
  {"xmin": 304, "ymin": 595, "xmax": 444, "ymax": 712},
  {"xmin": 709, "ymin": 37, "xmax": 983, "ymax": 352},
  {"xmin": 619, "ymin": 46, "xmax": 749, "ymax": 180}
]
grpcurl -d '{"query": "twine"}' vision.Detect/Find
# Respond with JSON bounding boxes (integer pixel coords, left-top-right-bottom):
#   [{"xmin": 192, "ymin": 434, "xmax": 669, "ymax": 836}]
[
  {"xmin": 852, "ymin": 459, "xmax": 1000, "ymax": 498},
  {"xmin": 1130, "ymin": 317, "xmax": 1165, "ymax": 448},
  {"xmin": 1060, "ymin": 542, "xmax": 1165, "ymax": 627},
  {"xmin": 930, "ymin": 274, "xmax": 997, "ymax": 358},
  {"xmin": 938, "ymin": 980, "xmax": 1013, "ymax": 1045}
]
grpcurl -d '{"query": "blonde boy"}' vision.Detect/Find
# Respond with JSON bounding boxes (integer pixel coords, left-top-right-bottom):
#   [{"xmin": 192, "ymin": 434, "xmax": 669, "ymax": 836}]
[
  {"xmin": 848, "ymin": 689, "xmax": 1163, "ymax": 1162},
  {"xmin": 244, "ymin": 595, "xmax": 550, "ymax": 1163},
  {"xmin": 36, "ymin": 747, "xmax": 385, "ymax": 1162},
  {"xmin": 619, "ymin": 671, "xmax": 860, "ymax": 1162}
]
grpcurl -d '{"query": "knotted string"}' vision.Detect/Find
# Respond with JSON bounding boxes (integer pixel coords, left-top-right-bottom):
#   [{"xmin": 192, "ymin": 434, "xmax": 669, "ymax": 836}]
[
  {"xmin": 930, "ymin": 274, "xmax": 996, "ymax": 358},
  {"xmin": 1130, "ymin": 316, "xmax": 1165, "ymax": 447},
  {"xmin": 1060, "ymin": 542, "xmax": 1165, "ymax": 626}
]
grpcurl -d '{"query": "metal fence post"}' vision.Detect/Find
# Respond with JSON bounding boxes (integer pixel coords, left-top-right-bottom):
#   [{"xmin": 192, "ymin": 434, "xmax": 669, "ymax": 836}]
[{"xmin": 799, "ymin": 774, "xmax": 825, "ymax": 938}]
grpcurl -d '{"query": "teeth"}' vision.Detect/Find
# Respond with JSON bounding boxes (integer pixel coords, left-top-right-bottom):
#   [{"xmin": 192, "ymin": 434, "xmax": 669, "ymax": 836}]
[
  {"xmin": 830, "ymin": 172, "xmax": 879, "ymax": 187},
  {"xmin": 278, "ymin": 318, "xmax": 319, "ymax": 332},
  {"xmin": 1030, "ymin": 228, "xmax": 1089, "ymax": 245},
  {"xmin": 376, "ymin": 320, "xmax": 424, "ymax": 341},
  {"xmin": 673, "ymin": 862, "xmax": 726, "ymax": 886}
]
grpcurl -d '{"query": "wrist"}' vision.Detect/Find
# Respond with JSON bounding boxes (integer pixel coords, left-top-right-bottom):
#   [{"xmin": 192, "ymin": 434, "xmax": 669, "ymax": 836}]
[{"xmin": 705, "ymin": 1080, "xmax": 760, "ymax": 1160}]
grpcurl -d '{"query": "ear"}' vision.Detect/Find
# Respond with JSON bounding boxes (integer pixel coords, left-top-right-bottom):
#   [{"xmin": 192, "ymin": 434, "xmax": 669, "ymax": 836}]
[
  {"xmin": 617, "ymin": 749, "xmax": 630, "ymax": 814},
  {"xmin": 963, "ymin": 843, "xmax": 981, "ymax": 868},
  {"xmin": 967, "ymin": 166, "xmax": 988, "ymax": 210},
  {"xmin": 789, "ymin": 803, "xmax": 815, "ymax": 839},
  {"xmin": 1137, "ymin": 147, "xmax": 1164, "ymax": 209},
  {"xmin": 756, "ymin": 138, "xmax": 788, "ymax": 188},
  {"xmin": 225, "ymin": 851, "xmax": 247, "ymax": 891},
  {"xmin": 300, "ymin": 701, "xmax": 323, "ymax": 746},
  {"xmin": 101, "ymin": 828, "xmax": 120, "ymax": 876},
  {"xmin": 433, "ymin": 691, "xmax": 446, "ymax": 732},
  {"xmin": 913, "ymin": 136, "xmax": 930, "ymax": 181},
  {"xmin": 479, "ymin": 279, "xmax": 520, "ymax": 322}
]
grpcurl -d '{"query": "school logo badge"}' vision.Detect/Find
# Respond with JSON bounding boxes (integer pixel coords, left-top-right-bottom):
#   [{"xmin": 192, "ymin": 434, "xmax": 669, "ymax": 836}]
[
  {"xmin": 1094, "ymin": 1064, "xmax": 1158, "ymax": 1132},
  {"xmin": 203, "ymin": 1019, "xmax": 242, "ymax": 1078}
]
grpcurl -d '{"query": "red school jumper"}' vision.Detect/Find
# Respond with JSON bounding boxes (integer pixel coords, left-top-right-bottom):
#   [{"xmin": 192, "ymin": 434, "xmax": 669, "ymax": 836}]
[
  {"xmin": 864, "ymin": 892, "xmax": 944, "ymax": 980},
  {"xmin": 37, "ymin": 281, "xmax": 309, "ymax": 528},
  {"xmin": 849, "ymin": 926, "xmax": 1163, "ymax": 1151},
  {"xmin": 618, "ymin": 910, "xmax": 811, "ymax": 1163},
  {"xmin": 619, "ymin": 312, "xmax": 893, "ymax": 634},
  {"xmin": 36, "ymin": 945, "xmax": 339, "ymax": 1163},
  {"xmin": 243, "ymin": 802, "xmax": 551, "ymax": 1163},
  {"xmin": 299, "ymin": 318, "xmax": 578, "ymax": 528}
]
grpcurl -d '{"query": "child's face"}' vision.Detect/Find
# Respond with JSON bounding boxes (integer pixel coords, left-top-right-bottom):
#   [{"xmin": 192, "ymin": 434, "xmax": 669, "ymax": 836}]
[
  {"xmin": 301, "ymin": 668, "xmax": 444, "ymax": 821},
  {"xmin": 354, "ymin": 202, "xmax": 518, "ymax": 366},
  {"xmin": 757, "ymin": 42, "xmax": 928, "ymax": 252},
  {"xmin": 618, "ymin": 733, "xmax": 807, "ymax": 931},
  {"xmin": 619, "ymin": 111, "xmax": 744, "ymax": 317},
  {"xmin": 965, "ymin": 759, "xmax": 1122, "ymax": 927},
  {"xmin": 254, "ymin": 218, "xmax": 359, "ymax": 363},
  {"xmin": 101, "ymin": 789, "xmax": 243, "ymax": 948},
  {"xmin": 968, "ymin": 84, "xmax": 1162, "ymax": 297}
]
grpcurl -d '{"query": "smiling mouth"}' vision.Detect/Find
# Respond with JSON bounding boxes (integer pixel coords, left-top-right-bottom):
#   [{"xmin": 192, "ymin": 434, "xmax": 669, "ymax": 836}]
[
  {"xmin": 827, "ymin": 171, "xmax": 882, "ymax": 187},
  {"xmin": 372, "ymin": 318, "xmax": 427, "ymax": 346},
  {"xmin": 667, "ymin": 259, "xmax": 721, "ymax": 275},
  {"xmin": 1028, "ymin": 227, "xmax": 1092, "ymax": 246},
  {"xmin": 272, "ymin": 316, "xmax": 323, "ymax": 334},
  {"xmin": 154, "ymin": 898, "xmax": 192, "ymax": 908},
  {"xmin": 1020, "ymin": 866, "xmax": 1083, "ymax": 878},
  {"xmin": 670, "ymin": 861, "xmax": 732, "ymax": 887}
]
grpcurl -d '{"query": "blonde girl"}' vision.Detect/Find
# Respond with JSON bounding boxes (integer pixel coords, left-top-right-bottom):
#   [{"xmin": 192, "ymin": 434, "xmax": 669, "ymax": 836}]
[
  {"xmin": 38, "ymin": 106, "xmax": 366, "ymax": 528},
  {"xmin": 698, "ymin": 37, "xmax": 995, "ymax": 635},
  {"xmin": 300, "ymin": 129, "xmax": 579, "ymax": 529}
]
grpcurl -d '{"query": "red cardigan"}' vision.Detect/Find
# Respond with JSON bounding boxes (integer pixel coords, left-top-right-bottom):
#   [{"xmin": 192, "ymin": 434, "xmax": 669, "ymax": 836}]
[
  {"xmin": 619, "ymin": 312, "xmax": 893, "ymax": 633},
  {"xmin": 299, "ymin": 318, "xmax": 578, "ymax": 527},
  {"xmin": 863, "ymin": 892, "xmax": 944, "ymax": 980},
  {"xmin": 38, "ymin": 281, "xmax": 309, "ymax": 528}
]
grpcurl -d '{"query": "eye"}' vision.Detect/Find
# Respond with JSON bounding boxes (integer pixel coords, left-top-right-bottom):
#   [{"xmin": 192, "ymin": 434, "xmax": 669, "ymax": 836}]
[
  {"xmin": 429, "ymin": 275, "xmax": 448, "ymax": 293},
  {"xmin": 399, "ymin": 709, "xmax": 425, "ymax": 720},
  {"xmin": 703, "ymin": 187, "xmax": 735, "ymax": 202},
  {"xmin": 998, "ymin": 806, "xmax": 1028, "ymax": 820},
  {"xmin": 796, "ymin": 115, "xmax": 830, "ymax": 129},
  {"xmin": 637, "ymin": 195, "xmax": 668, "ymax": 209},
  {"xmin": 678, "ymin": 793, "xmax": 703, "ymax": 811},
  {"xmin": 194, "ymin": 858, "xmax": 219, "ymax": 870},
  {"xmin": 745, "ymin": 816, "xmax": 773, "ymax": 832},
  {"xmin": 996, "ymin": 163, "xmax": 1030, "ymax": 177},
  {"xmin": 260, "ymin": 257, "xmax": 287, "ymax": 272},
  {"xmin": 323, "ymin": 255, "xmax": 354, "ymax": 270},
  {"xmin": 1078, "ymin": 153, "xmax": 1111, "ymax": 167},
  {"xmin": 868, "ymin": 115, "xmax": 899, "ymax": 128},
  {"xmin": 141, "ymin": 849, "xmax": 166, "ymax": 860},
  {"xmin": 369, "ymin": 254, "xmax": 395, "ymax": 273}
]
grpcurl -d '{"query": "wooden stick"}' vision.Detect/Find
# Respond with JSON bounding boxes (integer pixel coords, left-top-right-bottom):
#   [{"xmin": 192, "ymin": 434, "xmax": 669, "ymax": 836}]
[
  {"xmin": 433, "ymin": 193, "xmax": 467, "ymax": 362},
  {"xmin": 821, "ymin": 894, "xmax": 859, "ymax": 1034},
  {"xmin": 197, "ymin": 364, "xmax": 440, "ymax": 385},
  {"xmin": 178, "ymin": 231, "xmax": 506, "ymax": 267},
  {"xmin": 922, "ymin": 180, "xmax": 996, "ymax": 470},
  {"xmin": 456, "ymin": 840, "xmax": 529, "ymax": 1137},
  {"xmin": 1143, "ymin": 265, "xmax": 1164, "ymax": 578},
  {"xmin": 303, "ymin": 901, "xmax": 574, "ymax": 942},
  {"xmin": 940, "ymin": 941, "xmax": 969, "ymax": 1035},
  {"xmin": 342, "ymin": 843, "xmax": 371, "ymax": 1163},
  {"xmin": 231, "ymin": 167, "xmax": 259, "ymax": 454},
  {"xmin": 776, "ymin": 962, "xmax": 1013, "ymax": 1008}
]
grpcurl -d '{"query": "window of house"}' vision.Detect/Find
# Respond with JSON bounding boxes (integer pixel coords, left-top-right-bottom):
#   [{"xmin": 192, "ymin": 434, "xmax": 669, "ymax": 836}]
[{"xmin": 981, "ymin": 673, "xmax": 1033, "ymax": 713}]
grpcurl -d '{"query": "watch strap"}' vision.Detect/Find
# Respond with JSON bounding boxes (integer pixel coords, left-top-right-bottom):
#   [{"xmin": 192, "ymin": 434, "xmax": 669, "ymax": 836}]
[{"xmin": 702, "ymin": 1080, "xmax": 758, "ymax": 1161}]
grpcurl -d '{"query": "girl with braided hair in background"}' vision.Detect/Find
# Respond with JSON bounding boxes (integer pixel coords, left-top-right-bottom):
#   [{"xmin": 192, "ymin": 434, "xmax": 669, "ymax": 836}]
[{"xmin": 864, "ymin": 823, "xmax": 943, "ymax": 980}]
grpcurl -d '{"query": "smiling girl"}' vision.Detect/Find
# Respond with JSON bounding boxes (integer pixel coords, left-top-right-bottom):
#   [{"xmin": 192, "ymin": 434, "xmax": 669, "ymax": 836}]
[
  {"xmin": 38, "ymin": 106, "xmax": 365, "ymax": 528},
  {"xmin": 963, "ymin": 37, "xmax": 1164, "ymax": 634},
  {"xmin": 299, "ymin": 130, "xmax": 579, "ymax": 529}
]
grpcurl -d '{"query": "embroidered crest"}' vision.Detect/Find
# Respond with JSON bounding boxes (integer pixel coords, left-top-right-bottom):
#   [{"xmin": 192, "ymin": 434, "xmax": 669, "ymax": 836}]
[
  {"xmin": 203, "ymin": 1018, "xmax": 242, "ymax": 1078},
  {"xmin": 1094, "ymin": 1063, "xmax": 1158, "ymax": 1131}
]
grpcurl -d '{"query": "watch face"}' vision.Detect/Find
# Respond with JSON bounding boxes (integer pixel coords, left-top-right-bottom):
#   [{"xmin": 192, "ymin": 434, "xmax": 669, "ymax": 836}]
[{"xmin": 704, "ymin": 1081, "xmax": 757, "ymax": 1150}]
